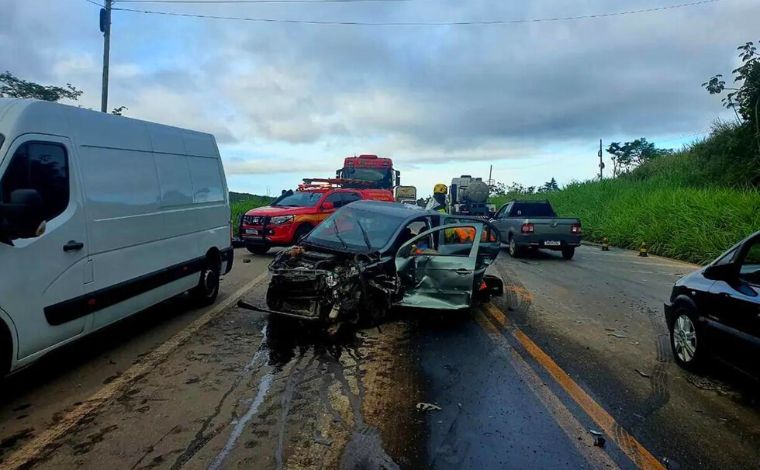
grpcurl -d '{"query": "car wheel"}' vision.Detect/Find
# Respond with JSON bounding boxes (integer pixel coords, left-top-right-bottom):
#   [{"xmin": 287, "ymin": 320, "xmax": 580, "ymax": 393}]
[
  {"xmin": 190, "ymin": 259, "xmax": 220, "ymax": 306},
  {"xmin": 508, "ymin": 237, "xmax": 521, "ymax": 258},
  {"xmin": 294, "ymin": 224, "xmax": 313, "ymax": 243},
  {"xmin": 562, "ymin": 247, "xmax": 575, "ymax": 260},
  {"xmin": 246, "ymin": 244, "xmax": 269, "ymax": 255},
  {"xmin": 669, "ymin": 305, "xmax": 705, "ymax": 370}
]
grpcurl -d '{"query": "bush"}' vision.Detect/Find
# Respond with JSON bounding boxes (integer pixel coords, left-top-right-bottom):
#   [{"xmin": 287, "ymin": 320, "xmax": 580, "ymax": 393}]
[{"xmin": 230, "ymin": 192, "xmax": 273, "ymax": 236}]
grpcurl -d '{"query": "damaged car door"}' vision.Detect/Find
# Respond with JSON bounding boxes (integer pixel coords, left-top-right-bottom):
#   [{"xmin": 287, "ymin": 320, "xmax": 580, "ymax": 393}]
[{"xmin": 394, "ymin": 223, "xmax": 483, "ymax": 309}]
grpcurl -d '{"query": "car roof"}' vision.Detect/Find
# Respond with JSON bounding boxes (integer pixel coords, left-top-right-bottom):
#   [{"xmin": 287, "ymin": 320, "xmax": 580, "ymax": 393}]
[{"xmin": 347, "ymin": 200, "xmax": 436, "ymax": 218}]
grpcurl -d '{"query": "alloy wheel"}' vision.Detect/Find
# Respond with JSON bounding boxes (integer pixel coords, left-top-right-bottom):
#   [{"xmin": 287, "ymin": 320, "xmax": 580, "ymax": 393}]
[{"xmin": 673, "ymin": 314, "xmax": 697, "ymax": 363}]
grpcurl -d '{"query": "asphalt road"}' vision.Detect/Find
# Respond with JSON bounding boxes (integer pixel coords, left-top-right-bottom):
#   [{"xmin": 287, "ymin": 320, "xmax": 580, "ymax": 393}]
[{"xmin": 2, "ymin": 245, "xmax": 760, "ymax": 469}]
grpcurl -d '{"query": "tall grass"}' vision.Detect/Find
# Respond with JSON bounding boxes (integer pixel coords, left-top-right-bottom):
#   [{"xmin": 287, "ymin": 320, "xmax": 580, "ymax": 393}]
[
  {"xmin": 491, "ymin": 123, "xmax": 760, "ymax": 264},
  {"xmin": 492, "ymin": 179, "xmax": 760, "ymax": 265},
  {"xmin": 230, "ymin": 193, "xmax": 273, "ymax": 236}
]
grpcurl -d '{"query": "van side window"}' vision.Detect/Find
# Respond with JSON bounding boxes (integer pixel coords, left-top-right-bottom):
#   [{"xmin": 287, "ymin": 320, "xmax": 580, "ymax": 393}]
[{"xmin": 0, "ymin": 142, "xmax": 69, "ymax": 222}]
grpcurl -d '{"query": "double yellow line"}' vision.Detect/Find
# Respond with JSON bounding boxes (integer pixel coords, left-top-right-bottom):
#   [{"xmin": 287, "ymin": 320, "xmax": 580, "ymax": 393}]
[{"xmin": 478, "ymin": 303, "xmax": 665, "ymax": 470}]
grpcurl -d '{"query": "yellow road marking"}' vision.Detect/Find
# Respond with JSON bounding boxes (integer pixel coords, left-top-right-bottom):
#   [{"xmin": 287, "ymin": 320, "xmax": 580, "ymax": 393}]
[
  {"xmin": 3, "ymin": 271, "xmax": 269, "ymax": 470},
  {"xmin": 474, "ymin": 312, "xmax": 621, "ymax": 470},
  {"xmin": 481, "ymin": 303, "xmax": 665, "ymax": 470}
]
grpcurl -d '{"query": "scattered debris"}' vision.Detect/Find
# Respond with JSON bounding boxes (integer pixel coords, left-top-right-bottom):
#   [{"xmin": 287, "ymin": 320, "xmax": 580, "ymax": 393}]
[
  {"xmin": 662, "ymin": 457, "xmax": 681, "ymax": 469},
  {"xmin": 243, "ymin": 258, "xmax": 251, "ymax": 264},
  {"xmin": 630, "ymin": 341, "xmax": 640, "ymax": 346},
  {"xmin": 635, "ymin": 369, "xmax": 651, "ymax": 378},
  {"xmin": 604, "ymin": 327, "xmax": 616, "ymax": 332},
  {"xmin": 416, "ymin": 402, "xmax": 442, "ymax": 412},
  {"xmin": 313, "ymin": 436, "xmax": 333, "ymax": 447},
  {"xmin": 589, "ymin": 429, "xmax": 606, "ymax": 448},
  {"xmin": 607, "ymin": 332, "xmax": 628, "ymax": 339}
]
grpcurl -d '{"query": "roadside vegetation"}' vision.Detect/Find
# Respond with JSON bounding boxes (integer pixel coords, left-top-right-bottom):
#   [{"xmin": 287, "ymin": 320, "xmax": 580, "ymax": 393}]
[
  {"xmin": 230, "ymin": 192, "xmax": 273, "ymax": 235},
  {"xmin": 492, "ymin": 41, "xmax": 760, "ymax": 265}
]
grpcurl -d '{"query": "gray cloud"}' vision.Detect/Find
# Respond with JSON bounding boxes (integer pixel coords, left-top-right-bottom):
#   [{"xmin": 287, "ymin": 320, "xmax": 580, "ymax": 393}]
[{"xmin": 1, "ymin": 0, "xmax": 756, "ymax": 171}]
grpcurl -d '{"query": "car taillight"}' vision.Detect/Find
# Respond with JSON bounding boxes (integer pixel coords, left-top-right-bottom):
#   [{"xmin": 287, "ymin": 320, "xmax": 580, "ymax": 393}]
[
  {"xmin": 521, "ymin": 223, "xmax": 534, "ymax": 234},
  {"xmin": 571, "ymin": 224, "xmax": 582, "ymax": 234}
]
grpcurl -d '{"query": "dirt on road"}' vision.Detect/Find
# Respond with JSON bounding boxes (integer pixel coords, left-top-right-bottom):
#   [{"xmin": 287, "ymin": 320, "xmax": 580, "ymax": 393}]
[{"xmin": 8, "ymin": 280, "xmax": 424, "ymax": 470}]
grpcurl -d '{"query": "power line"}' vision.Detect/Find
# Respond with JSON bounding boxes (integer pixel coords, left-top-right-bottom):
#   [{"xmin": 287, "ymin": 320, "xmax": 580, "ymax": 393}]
[
  {"xmin": 111, "ymin": 0, "xmax": 720, "ymax": 26},
  {"xmin": 116, "ymin": 0, "xmax": 408, "ymax": 3},
  {"xmin": 84, "ymin": 0, "xmax": 105, "ymax": 7}
]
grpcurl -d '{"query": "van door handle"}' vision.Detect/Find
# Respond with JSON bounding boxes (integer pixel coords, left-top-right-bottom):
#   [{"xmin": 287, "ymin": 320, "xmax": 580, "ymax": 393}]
[
  {"xmin": 455, "ymin": 268, "xmax": 472, "ymax": 275},
  {"xmin": 63, "ymin": 240, "xmax": 84, "ymax": 252}
]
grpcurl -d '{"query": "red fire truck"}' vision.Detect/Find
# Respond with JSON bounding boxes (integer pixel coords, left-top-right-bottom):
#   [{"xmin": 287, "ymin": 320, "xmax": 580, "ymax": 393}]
[{"xmin": 336, "ymin": 154, "xmax": 399, "ymax": 190}]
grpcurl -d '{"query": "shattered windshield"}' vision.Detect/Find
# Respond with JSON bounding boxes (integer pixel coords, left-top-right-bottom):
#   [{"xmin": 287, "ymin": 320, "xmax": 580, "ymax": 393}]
[
  {"xmin": 271, "ymin": 190, "xmax": 322, "ymax": 207},
  {"xmin": 305, "ymin": 207, "xmax": 405, "ymax": 252}
]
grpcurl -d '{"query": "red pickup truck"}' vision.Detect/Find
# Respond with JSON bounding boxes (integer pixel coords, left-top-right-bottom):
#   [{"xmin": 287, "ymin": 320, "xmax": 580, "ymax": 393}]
[{"xmin": 240, "ymin": 186, "xmax": 394, "ymax": 254}]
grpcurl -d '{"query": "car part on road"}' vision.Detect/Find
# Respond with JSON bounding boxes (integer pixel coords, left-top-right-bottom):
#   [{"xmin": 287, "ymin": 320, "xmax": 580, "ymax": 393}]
[{"xmin": 589, "ymin": 429, "xmax": 606, "ymax": 448}]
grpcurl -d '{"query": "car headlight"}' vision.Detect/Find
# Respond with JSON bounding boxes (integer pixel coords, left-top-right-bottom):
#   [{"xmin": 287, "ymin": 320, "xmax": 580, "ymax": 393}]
[{"xmin": 270, "ymin": 215, "xmax": 295, "ymax": 225}]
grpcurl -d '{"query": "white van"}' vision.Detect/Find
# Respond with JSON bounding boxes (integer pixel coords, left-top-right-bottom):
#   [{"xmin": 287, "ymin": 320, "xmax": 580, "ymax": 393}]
[{"xmin": 0, "ymin": 99, "xmax": 233, "ymax": 375}]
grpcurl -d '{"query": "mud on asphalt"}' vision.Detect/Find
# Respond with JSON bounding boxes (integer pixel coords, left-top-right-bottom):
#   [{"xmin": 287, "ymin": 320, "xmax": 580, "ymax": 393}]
[{"xmin": 13, "ymin": 281, "xmax": 426, "ymax": 470}]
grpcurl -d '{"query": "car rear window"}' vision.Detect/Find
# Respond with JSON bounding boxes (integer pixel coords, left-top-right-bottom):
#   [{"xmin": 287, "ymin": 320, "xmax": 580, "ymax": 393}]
[{"xmin": 510, "ymin": 203, "xmax": 556, "ymax": 217}]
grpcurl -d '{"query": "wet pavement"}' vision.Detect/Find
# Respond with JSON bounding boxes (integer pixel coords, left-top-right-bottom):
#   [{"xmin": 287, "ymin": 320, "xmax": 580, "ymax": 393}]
[{"xmin": 3, "ymin": 246, "xmax": 760, "ymax": 469}]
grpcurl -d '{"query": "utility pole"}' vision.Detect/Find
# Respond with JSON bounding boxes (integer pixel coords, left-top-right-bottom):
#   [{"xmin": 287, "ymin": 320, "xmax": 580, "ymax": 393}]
[
  {"xmin": 598, "ymin": 139, "xmax": 604, "ymax": 180},
  {"xmin": 100, "ymin": 0, "xmax": 113, "ymax": 113}
]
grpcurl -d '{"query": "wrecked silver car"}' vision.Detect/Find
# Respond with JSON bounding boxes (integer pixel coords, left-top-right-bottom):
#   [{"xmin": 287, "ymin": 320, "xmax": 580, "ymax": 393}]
[{"xmin": 240, "ymin": 201, "xmax": 504, "ymax": 325}]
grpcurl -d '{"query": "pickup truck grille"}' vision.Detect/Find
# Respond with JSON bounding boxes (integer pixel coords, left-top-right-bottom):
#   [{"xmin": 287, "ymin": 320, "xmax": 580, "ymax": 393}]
[{"xmin": 242, "ymin": 215, "xmax": 268, "ymax": 226}]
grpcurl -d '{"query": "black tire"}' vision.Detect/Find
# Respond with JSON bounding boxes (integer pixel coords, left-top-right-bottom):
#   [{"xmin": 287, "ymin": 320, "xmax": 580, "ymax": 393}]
[
  {"xmin": 190, "ymin": 256, "xmax": 221, "ymax": 306},
  {"xmin": 508, "ymin": 237, "xmax": 522, "ymax": 258},
  {"xmin": 0, "ymin": 321, "xmax": 11, "ymax": 377},
  {"xmin": 562, "ymin": 247, "xmax": 575, "ymax": 260},
  {"xmin": 668, "ymin": 304, "xmax": 706, "ymax": 371},
  {"xmin": 246, "ymin": 244, "xmax": 270, "ymax": 255},
  {"xmin": 294, "ymin": 224, "xmax": 313, "ymax": 243}
]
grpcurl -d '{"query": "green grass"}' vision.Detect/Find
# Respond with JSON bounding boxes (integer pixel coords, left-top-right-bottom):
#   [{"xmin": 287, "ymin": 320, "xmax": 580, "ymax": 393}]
[
  {"xmin": 490, "ymin": 123, "xmax": 760, "ymax": 265},
  {"xmin": 493, "ymin": 180, "xmax": 760, "ymax": 265},
  {"xmin": 229, "ymin": 192, "xmax": 274, "ymax": 236}
]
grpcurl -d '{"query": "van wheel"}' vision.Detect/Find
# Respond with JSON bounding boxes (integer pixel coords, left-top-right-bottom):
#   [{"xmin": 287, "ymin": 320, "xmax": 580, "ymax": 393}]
[
  {"xmin": 191, "ymin": 259, "xmax": 220, "ymax": 306},
  {"xmin": 246, "ymin": 245, "xmax": 269, "ymax": 255},
  {"xmin": 562, "ymin": 247, "xmax": 575, "ymax": 260},
  {"xmin": 0, "ymin": 321, "xmax": 12, "ymax": 377}
]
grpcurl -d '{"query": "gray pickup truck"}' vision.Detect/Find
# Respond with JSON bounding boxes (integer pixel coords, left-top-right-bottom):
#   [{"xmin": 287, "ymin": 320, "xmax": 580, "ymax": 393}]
[{"xmin": 489, "ymin": 200, "xmax": 582, "ymax": 260}]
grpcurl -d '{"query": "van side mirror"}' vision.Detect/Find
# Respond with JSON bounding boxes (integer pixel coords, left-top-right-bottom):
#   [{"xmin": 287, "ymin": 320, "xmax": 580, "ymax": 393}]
[
  {"xmin": 0, "ymin": 189, "xmax": 45, "ymax": 239},
  {"xmin": 322, "ymin": 201, "xmax": 335, "ymax": 211}
]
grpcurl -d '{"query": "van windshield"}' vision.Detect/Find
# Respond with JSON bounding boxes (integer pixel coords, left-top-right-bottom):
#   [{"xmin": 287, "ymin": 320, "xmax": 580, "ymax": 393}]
[{"xmin": 272, "ymin": 190, "xmax": 322, "ymax": 208}]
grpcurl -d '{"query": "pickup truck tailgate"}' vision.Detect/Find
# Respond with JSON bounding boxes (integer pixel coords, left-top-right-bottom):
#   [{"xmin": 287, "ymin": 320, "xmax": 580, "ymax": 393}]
[{"xmin": 529, "ymin": 218, "xmax": 579, "ymax": 236}]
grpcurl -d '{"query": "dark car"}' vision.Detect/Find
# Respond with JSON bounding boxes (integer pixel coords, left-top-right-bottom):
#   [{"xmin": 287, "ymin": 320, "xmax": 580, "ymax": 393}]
[
  {"xmin": 239, "ymin": 200, "xmax": 504, "ymax": 325},
  {"xmin": 665, "ymin": 231, "xmax": 760, "ymax": 370}
]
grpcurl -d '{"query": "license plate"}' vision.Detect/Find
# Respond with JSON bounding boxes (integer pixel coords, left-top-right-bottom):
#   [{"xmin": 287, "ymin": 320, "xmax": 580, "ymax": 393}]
[
  {"xmin": 544, "ymin": 240, "xmax": 561, "ymax": 246},
  {"xmin": 245, "ymin": 229, "xmax": 259, "ymax": 235}
]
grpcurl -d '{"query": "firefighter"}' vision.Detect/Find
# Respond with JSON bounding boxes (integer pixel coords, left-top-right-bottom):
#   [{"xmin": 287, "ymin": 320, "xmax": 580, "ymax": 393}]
[{"xmin": 426, "ymin": 183, "xmax": 448, "ymax": 213}]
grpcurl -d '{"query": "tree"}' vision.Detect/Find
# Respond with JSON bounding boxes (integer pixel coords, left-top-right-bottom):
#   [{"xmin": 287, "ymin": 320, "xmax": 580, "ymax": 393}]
[
  {"xmin": 111, "ymin": 106, "xmax": 128, "ymax": 116},
  {"xmin": 606, "ymin": 138, "xmax": 670, "ymax": 176},
  {"xmin": 0, "ymin": 71, "xmax": 82, "ymax": 102},
  {"xmin": 537, "ymin": 177, "xmax": 559, "ymax": 193},
  {"xmin": 702, "ymin": 41, "xmax": 760, "ymax": 153}
]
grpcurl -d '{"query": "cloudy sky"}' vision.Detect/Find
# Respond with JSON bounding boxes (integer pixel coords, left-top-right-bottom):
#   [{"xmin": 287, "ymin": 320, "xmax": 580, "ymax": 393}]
[{"xmin": 1, "ymin": 0, "xmax": 756, "ymax": 196}]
